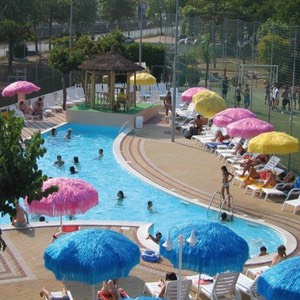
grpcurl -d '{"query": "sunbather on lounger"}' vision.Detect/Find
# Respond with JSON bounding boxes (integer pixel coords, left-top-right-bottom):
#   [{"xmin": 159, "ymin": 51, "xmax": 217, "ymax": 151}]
[
  {"xmin": 158, "ymin": 272, "xmax": 177, "ymax": 298},
  {"xmin": 240, "ymin": 154, "xmax": 269, "ymax": 176},
  {"xmin": 276, "ymin": 172, "xmax": 295, "ymax": 183},
  {"xmin": 211, "ymin": 130, "xmax": 230, "ymax": 142},
  {"xmin": 40, "ymin": 283, "xmax": 70, "ymax": 300},
  {"xmin": 244, "ymin": 168, "xmax": 277, "ymax": 188}
]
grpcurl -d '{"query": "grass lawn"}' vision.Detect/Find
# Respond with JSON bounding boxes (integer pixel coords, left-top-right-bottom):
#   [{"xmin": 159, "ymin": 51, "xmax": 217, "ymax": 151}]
[
  {"xmin": 209, "ymin": 84, "xmax": 300, "ymax": 175},
  {"xmin": 69, "ymin": 102, "xmax": 156, "ymax": 115}
]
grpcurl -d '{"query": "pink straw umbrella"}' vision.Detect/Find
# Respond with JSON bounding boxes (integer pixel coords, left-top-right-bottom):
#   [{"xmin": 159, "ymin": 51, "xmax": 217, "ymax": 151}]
[
  {"xmin": 181, "ymin": 87, "xmax": 207, "ymax": 102},
  {"xmin": 213, "ymin": 108, "xmax": 256, "ymax": 127},
  {"xmin": 2, "ymin": 80, "xmax": 40, "ymax": 101},
  {"xmin": 25, "ymin": 178, "xmax": 99, "ymax": 225},
  {"xmin": 226, "ymin": 118, "xmax": 274, "ymax": 139}
]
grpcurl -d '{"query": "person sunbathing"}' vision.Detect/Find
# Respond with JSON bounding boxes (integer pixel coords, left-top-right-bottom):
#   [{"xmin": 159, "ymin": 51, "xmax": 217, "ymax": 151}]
[
  {"xmin": 40, "ymin": 284, "xmax": 70, "ymax": 300},
  {"xmin": 158, "ymin": 272, "xmax": 177, "ymax": 298},
  {"xmin": 240, "ymin": 154, "xmax": 269, "ymax": 177},
  {"xmin": 276, "ymin": 172, "xmax": 295, "ymax": 184},
  {"xmin": 211, "ymin": 130, "xmax": 230, "ymax": 142},
  {"xmin": 244, "ymin": 168, "xmax": 277, "ymax": 188},
  {"xmin": 98, "ymin": 279, "xmax": 128, "ymax": 300}
]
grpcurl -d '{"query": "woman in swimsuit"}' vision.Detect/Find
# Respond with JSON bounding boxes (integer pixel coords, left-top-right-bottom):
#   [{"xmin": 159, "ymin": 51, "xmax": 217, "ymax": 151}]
[{"xmin": 221, "ymin": 166, "xmax": 234, "ymax": 206}]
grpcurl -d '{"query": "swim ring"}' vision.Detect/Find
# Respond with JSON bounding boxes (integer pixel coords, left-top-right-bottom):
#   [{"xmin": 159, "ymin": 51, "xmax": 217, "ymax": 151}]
[{"xmin": 141, "ymin": 250, "xmax": 160, "ymax": 262}]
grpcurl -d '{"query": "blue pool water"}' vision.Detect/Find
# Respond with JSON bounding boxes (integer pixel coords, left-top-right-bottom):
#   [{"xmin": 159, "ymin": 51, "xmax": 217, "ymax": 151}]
[{"xmin": 2, "ymin": 123, "xmax": 284, "ymax": 257}]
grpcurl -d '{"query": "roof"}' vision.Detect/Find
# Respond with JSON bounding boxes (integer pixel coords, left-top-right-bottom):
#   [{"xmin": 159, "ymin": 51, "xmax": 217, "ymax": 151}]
[{"xmin": 79, "ymin": 52, "xmax": 145, "ymax": 73}]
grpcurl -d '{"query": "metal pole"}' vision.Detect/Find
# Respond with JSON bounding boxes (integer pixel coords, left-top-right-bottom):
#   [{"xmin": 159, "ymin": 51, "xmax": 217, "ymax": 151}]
[
  {"xmin": 171, "ymin": 0, "xmax": 179, "ymax": 142},
  {"xmin": 177, "ymin": 234, "xmax": 183, "ymax": 300},
  {"xmin": 288, "ymin": 26, "xmax": 297, "ymax": 170},
  {"xmin": 69, "ymin": 0, "xmax": 73, "ymax": 86},
  {"xmin": 139, "ymin": 0, "xmax": 143, "ymax": 65}
]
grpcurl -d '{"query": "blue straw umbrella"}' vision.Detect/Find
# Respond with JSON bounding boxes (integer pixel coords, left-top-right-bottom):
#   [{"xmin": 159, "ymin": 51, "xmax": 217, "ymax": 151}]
[
  {"xmin": 159, "ymin": 222, "xmax": 249, "ymax": 299},
  {"xmin": 160, "ymin": 222, "xmax": 249, "ymax": 276},
  {"xmin": 258, "ymin": 256, "xmax": 300, "ymax": 300},
  {"xmin": 44, "ymin": 228, "xmax": 140, "ymax": 299}
]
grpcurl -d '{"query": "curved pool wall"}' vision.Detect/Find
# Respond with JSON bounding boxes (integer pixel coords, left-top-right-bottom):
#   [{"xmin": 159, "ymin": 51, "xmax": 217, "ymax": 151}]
[
  {"xmin": 1, "ymin": 124, "xmax": 295, "ymax": 264},
  {"xmin": 114, "ymin": 132, "xmax": 296, "ymax": 265}
]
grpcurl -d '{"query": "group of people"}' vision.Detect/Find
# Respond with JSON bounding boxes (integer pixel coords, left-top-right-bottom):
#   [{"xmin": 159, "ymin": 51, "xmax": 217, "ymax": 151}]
[
  {"xmin": 52, "ymin": 128, "xmax": 104, "ymax": 175},
  {"xmin": 233, "ymin": 83, "xmax": 251, "ymax": 109},
  {"xmin": 265, "ymin": 82, "xmax": 300, "ymax": 111},
  {"xmin": 19, "ymin": 97, "xmax": 45, "ymax": 120}
]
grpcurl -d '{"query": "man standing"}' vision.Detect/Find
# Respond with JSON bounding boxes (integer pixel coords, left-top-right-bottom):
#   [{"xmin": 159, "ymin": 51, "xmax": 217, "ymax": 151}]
[
  {"xmin": 221, "ymin": 77, "xmax": 229, "ymax": 100},
  {"xmin": 234, "ymin": 83, "xmax": 242, "ymax": 107}
]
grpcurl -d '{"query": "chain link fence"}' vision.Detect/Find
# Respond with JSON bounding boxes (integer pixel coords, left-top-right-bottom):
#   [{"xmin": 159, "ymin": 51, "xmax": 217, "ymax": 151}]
[{"xmin": 160, "ymin": 16, "xmax": 300, "ymax": 174}]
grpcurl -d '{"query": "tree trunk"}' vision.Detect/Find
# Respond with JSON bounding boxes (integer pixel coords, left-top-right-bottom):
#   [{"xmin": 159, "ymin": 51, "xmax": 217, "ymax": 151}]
[
  {"xmin": 48, "ymin": 16, "xmax": 53, "ymax": 51},
  {"xmin": 62, "ymin": 74, "xmax": 67, "ymax": 110},
  {"xmin": 205, "ymin": 61, "xmax": 209, "ymax": 88},
  {"xmin": 8, "ymin": 43, "xmax": 14, "ymax": 72}
]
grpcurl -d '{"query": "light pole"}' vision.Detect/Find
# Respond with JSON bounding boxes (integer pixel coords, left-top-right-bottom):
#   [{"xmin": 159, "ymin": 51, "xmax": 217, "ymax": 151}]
[
  {"xmin": 162, "ymin": 227, "xmax": 198, "ymax": 300},
  {"xmin": 139, "ymin": 0, "xmax": 143, "ymax": 65},
  {"xmin": 171, "ymin": 0, "xmax": 180, "ymax": 142},
  {"xmin": 69, "ymin": 0, "xmax": 73, "ymax": 86}
]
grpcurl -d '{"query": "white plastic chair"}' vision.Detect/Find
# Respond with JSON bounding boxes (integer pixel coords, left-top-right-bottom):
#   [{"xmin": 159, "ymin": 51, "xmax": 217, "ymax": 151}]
[
  {"xmin": 200, "ymin": 272, "xmax": 242, "ymax": 300},
  {"xmin": 144, "ymin": 279, "xmax": 192, "ymax": 300}
]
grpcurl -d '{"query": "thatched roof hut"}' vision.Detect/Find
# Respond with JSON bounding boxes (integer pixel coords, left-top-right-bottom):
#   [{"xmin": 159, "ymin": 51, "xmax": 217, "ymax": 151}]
[{"xmin": 79, "ymin": 52, "xmax": 144, "ymax": 110}]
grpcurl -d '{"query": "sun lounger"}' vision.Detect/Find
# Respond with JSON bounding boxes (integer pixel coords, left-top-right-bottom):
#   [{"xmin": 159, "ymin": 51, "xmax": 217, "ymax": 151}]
[
  {"xmin": 144, "ymin": 279, "xmax": 193, "ymax": 300},
  {"xmin": 236, "ymin": 274, "xmax": 263, "ymax": 300},
  {"xmin": 44, "ymin": 290, "xmax": 73, "ymax": 300},
  {"xmin": 259, "ymin": 187, "xmax": 286, "ymax": 200},
  {"xmin": 246, "ymin": 266, "xmax": 270, "ymax": 279},
  {"xmin": 199, "ymin": 272, "xmax": 241, "ymax": 300},
  {"xmin": 282, "ymin": 196, "xmax": 300, "ymax": 214}
]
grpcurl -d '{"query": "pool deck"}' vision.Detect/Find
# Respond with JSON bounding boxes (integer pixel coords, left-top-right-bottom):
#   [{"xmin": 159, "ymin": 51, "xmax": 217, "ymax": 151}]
[{"xmin": 1, "ymin": 108, "xmax": 299, "ymax": 300}]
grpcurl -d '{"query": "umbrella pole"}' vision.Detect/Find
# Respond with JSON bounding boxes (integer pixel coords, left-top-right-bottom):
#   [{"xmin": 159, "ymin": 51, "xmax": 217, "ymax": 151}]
[
  {"xmin": 195, "ymin": 273, "xmax": 201, "ymax": 300},
  {"xmin": 60, "ymin": 216, "xmax": 62, "ymax": 228},
  {"xmin": 92, "ymin": 285, "xmax": 95, "ymax": 300}
]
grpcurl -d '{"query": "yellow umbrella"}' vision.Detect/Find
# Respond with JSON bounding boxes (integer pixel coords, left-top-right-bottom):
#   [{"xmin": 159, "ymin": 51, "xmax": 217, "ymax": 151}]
[
  {"xmin": 130, "ymin": 73, "xmax": 156, "ymax": 85},
  {"xmin": 192, "ymin": 90, "xmax": 227, "ymax": 118},
  {"xmin": 248, "ymin": 131, "xmax": 299, "ymax": 154}
]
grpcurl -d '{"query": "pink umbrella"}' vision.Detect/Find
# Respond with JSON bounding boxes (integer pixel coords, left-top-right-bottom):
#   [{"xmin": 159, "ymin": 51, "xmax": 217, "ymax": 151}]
[
  {"xmin": 181, "ymin": 87, "xmax": 207, "ymax": 102},
  {"xmin": 2, "ymin": 80, "xmax": 40, "ymax": 101},
  {"xmin": 25, "ymin": 178, "xmax": 99, "ymax": 224},
  {"xmin": 213, "ymin": 108, "xmax": 256, "ymax": 127},
  {"xmin": 226, "ymin": 118, "xmax": 274, "ymax": 139}
]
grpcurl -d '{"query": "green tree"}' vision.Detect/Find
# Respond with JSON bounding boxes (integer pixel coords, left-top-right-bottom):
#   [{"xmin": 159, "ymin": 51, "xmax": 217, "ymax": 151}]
[
  {"xmin": 95, "ymin": 29, "xmax": 126, "ymax": 54},
  {"xmin": 49, "ymin": 45, "xmax": 85, "ymax": 110},
  {"xmin": 0, "ymin": 19, "xmax": 33, "ymax": 71},
  {"xmin": 145, "ymin": 0, "xmax": 168, "ymax": 35},
  {"xmin": 0, "ymin": 112, "xmax": 57, "ymax": 218},
  {"xmin": 99, "ymin": 0, "xmax": 136, "ymax": 28}
]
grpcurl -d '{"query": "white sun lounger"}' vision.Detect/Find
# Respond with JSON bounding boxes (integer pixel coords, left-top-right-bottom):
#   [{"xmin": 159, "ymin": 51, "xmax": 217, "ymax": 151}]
[
  {"xmin": 44, "ymin": 290, "xmax": 73, "ymax": 300},
  {"xmin": 282, "ymin": 196, "xmax": 300, "ymax": 214},
  {"xmin": 144, "ymin": 279, "xmax": 193, "ymax": 300}
]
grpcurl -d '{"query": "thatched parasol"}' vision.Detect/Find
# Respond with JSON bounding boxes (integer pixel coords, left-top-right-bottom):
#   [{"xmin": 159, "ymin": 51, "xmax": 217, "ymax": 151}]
[{"xmin": 79, "ymin": 52, "xmax": 144, "ymax": 73}]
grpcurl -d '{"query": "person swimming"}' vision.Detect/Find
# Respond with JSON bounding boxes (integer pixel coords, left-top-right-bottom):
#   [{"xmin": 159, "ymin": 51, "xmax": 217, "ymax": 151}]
[
  {"xmin": 117, "ymin": 191, "xmax": 125, "ymax": 200},
  {"xmin": 70, "ymin": 166, "xmax": 78, "ymax": 174},
  {"xmin": 147, "ymin": 201, "xmax": 153, "ymax": 212},
  {"xmin": 54, "ymin": 155, "xmax": 65, "ymax": 167},
  {"xmin": 65, "ymin": 128, "xmax": 72, "ymax": 139},
  {"xmin": 99, "ymin": 148, "xmax": 104, "ymax": 157}
]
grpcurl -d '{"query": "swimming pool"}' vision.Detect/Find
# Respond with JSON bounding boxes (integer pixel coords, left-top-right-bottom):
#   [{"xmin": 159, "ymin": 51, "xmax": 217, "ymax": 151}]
[{"xmin": 1, "ymin": 123, "xmax": 284, "ymax": 257}]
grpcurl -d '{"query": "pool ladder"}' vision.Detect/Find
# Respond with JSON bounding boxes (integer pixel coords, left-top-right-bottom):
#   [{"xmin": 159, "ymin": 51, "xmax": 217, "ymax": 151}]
[{"xmin": 207, "ymin": 191, "xmax": 235, "ymax": 218}]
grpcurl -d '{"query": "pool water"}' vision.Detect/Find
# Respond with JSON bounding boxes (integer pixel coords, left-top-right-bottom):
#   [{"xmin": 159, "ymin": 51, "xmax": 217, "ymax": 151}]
[{"xmin": 2, "ymin": 123, "xmax": 284, "ymax": 257}]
